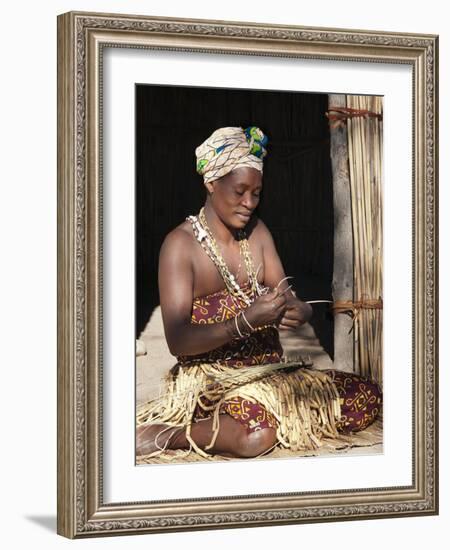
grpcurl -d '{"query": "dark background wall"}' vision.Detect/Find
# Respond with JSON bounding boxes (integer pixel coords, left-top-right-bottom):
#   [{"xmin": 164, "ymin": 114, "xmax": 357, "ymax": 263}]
[{"xmin": 135, "ymin": 84, "xmax": 335, "ymax": 357}]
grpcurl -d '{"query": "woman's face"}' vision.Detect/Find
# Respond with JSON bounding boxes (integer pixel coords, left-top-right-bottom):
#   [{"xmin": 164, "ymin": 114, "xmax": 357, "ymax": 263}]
[{"xmin": 207, "ymin": 166, "xmax": 262, "ymax": 229}]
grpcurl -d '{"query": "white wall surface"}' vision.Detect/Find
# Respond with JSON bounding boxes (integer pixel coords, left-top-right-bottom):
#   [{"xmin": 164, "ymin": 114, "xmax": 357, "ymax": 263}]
[{"xmin": 0, "ymin": 1, "xmax": 446, "ymax": 548}]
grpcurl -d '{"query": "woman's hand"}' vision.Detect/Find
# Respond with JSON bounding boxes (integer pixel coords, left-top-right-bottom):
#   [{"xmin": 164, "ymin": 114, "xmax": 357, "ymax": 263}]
[
  {"xmin": 244, "ymin": 289, "xmax": 288, "ymax": 329},
  {"xmin": 278, "ymin": 298, "xmax": 313, "ymax": 331}
]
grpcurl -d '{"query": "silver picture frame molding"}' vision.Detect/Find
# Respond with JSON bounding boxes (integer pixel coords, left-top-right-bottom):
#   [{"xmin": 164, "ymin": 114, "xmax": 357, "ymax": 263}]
[{"xmin": 57, "ymin": 11, "xmax": 438, "ymax": 538}]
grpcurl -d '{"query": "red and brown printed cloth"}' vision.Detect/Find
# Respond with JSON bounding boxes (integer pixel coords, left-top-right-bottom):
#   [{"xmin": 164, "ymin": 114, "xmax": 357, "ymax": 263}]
[
  {"xmin": 177, "ymin": 285, "xmax": 283, "ymax": 367},
  {"xmin": 323, "ymin": 369, "xmax": 383, "ymax": 433}
]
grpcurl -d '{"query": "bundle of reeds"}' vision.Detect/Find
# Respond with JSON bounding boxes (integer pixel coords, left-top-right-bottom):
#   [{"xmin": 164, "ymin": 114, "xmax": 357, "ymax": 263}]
[{"xmin": 346, "ymin": 95, "xmax": 383, "ymax": 384}]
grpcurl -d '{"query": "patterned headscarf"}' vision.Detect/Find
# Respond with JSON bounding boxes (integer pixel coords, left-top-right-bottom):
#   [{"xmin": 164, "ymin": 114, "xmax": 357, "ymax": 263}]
[{"xmin": 195, "ymin": 126, "xmax": 268, "ymax": 184}]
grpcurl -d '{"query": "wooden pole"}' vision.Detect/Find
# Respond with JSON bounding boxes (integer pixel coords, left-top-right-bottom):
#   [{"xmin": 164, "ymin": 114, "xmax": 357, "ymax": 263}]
[{"xmin": 328, "ymin": 95, "xmax": 354, "ymax": 372}]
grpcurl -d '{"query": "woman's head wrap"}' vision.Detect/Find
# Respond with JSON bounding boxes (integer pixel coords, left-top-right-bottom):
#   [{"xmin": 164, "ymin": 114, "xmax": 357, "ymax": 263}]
[{"xmin": 195, "ymin": 126, "xmax": 268, "ymax": 184}]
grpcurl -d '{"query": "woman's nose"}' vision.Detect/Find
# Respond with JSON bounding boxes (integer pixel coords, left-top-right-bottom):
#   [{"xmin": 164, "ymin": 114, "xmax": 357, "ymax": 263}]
[{"xmin": 242, "ymin": 193, "xmax": 258, "ymax": 210}]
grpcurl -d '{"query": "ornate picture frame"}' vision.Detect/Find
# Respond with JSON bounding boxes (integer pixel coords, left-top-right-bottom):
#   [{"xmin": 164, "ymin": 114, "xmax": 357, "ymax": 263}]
[{"xmin": 57, "ymin": 11, "xmax": 438, "ymax": 538}]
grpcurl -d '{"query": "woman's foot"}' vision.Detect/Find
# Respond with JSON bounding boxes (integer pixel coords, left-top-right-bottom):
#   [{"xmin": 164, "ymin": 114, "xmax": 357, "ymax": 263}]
[
  {"xmin": 136, "ymin": 423, "xmax": 183, "ymax": 456},
  {"xmin": 136, "ymin": 416, "xmax": 278, "ymax": 458}
]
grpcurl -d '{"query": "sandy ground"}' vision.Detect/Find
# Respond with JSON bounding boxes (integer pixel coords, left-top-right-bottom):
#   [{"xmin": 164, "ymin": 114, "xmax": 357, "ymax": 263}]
[{"xmin": 136, "ymin": 306, "xmax": 383, "ymax": 464}]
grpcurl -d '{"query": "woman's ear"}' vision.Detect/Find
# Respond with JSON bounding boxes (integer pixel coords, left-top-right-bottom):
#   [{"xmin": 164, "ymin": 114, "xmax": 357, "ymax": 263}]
[{"xmin": 204, "ymin": 180, "xmax": 215, "ymax": 195}]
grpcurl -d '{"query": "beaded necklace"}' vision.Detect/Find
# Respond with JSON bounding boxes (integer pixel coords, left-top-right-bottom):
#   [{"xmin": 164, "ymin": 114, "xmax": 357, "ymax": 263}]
[{"xmin": 187, "ymin": 207, "xmax": 266, "ymax": 306}]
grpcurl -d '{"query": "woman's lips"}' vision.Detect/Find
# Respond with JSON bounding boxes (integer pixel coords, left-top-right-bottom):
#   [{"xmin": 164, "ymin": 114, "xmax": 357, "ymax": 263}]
[{"xmin": 236, "ymin": 212, "xmax": 251, "ymax": 220}]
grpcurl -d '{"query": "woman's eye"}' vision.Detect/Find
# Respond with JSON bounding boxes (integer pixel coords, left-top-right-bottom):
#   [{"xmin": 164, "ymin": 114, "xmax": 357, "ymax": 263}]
[{"xmin": 235, "ymin": 190, "xmax": 260, "ymax": 198}]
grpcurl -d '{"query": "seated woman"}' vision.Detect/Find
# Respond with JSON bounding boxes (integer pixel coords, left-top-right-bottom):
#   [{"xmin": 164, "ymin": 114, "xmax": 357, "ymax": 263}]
[{"xmin": 136, "ymin": 126, "xmax": 382, "ymax": 460}]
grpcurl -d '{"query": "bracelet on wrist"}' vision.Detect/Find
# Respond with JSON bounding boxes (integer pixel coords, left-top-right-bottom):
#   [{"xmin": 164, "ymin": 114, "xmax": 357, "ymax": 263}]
[
  {"xmin": 237, "ymin": 312, "xmax": 252, "ymax": 338},
  {"xmin": 240, "ymin": 311, "xmax": 256, "ymax": 333},
  {"xmin": 228, "ymin": 312, "xmax": 276, "ymax": 342}
]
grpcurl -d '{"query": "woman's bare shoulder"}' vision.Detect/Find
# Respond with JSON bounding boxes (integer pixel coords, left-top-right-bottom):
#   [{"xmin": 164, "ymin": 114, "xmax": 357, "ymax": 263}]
[
  {"xmin": 247, "ymin": 216, "xmax": 273, "ymax": 243},
  {"xmin": 160, "ymin": 220, "xmax": 195, "ymax": 256}
]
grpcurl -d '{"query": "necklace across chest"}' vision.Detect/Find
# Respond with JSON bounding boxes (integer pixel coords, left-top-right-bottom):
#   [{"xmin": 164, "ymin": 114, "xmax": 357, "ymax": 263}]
[{"xmin": 187, "ymin": 208, "xmax": 262, "ymax": 305}]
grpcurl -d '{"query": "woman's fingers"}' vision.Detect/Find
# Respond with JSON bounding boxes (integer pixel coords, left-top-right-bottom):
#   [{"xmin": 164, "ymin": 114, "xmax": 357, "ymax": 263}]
[
  {"xmin": 270, "ymin": 289, "xmax": 287, "ymax": 306},
  {"xmin": 282, "ymin": 308, "xmax": 304, "ymax": 321},
  {"xmin": 279, "ymin": 316, "xmax": 302, "ymax": 328},
  {"xmin": 278, "ymin": 325, "xmax": 296, "ymax": 331},
  {"xmin": 272, "ymin": 300, "xmax": 287, "ymax": 317},
  {"xmin": 278, "ymin": 320, "xmax": 298, "ymax": 331}
]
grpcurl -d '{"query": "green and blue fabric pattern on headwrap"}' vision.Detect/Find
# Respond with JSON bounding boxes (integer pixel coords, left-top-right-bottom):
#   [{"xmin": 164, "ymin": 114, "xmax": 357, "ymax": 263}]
[
  {"xmin": 244, "ymin": 126, "xmax": 268, "ymax": 158},
  {"xmin": 195, "ymin": 126, "xmax": 268, "ymax": 184}
]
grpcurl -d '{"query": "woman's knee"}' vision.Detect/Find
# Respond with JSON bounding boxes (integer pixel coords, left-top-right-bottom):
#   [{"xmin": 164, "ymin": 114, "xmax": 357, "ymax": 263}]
[{"xmin": 235, "ymin": 428, "xmax": 277, "ymax": 458}]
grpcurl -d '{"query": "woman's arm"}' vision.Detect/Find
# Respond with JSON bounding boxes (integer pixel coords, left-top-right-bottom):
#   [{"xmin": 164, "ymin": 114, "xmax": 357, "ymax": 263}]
[{"xmin": 158, "ymin": 229, "xmax": 238, "ymax": 356}]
